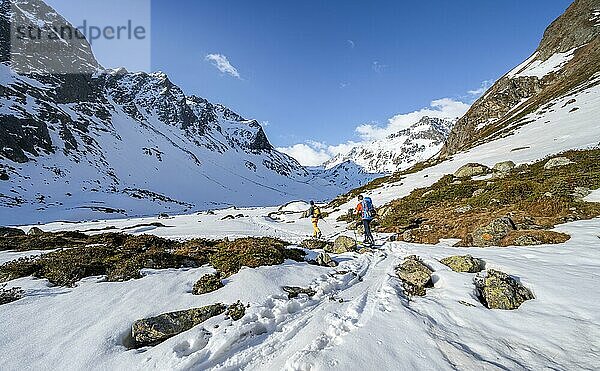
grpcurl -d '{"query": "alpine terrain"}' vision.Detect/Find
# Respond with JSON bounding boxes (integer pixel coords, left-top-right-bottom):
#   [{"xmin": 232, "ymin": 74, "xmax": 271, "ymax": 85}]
[
  {"xmin": 0, "ymin": 0, "xmax": 377, "ymax": 226},
  {"xmin": 324, "ymin": 116, "xmax": 454, "ymax": 173},
  {"xmin": 1, "ymin": 0, "xmax": 600, "ymax": 371}
]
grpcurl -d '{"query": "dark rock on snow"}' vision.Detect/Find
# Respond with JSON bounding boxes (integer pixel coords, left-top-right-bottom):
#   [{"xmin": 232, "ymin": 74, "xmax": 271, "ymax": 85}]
[
  {"xmin": 440, "ymin": 255, "xmax": 485, "ymax": 273},
  {"xmin": 474, "ymin": 269, "xmax": 534, "ymax": 310},
  {"xmin": 131, "ymin": 303, "xmax": 227, "ymax": 347},
  {"xmin": 282, "ymin": 286, "xmax": 316, "ymax": 299},
  {"xmin": 395, "ymin": 255, "xmax": 433, "ymax": 296},
  {"xmin": 192, "ymin": 273, "xmax": 224, "ymax": 295}
]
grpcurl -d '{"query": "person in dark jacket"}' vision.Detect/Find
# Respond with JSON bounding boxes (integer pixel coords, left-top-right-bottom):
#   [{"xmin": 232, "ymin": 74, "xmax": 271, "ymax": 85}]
[{"xmin": 306, "ymin": 201, "xmax": 322, "ymax": 239}]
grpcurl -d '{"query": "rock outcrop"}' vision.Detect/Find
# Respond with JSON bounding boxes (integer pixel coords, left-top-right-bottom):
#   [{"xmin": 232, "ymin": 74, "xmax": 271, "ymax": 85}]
[
  {"xmin": 395, "ymin": 255, "xmax": 433, "ymax": 296},
  {"xmin": 282, "ymin": 286, "xmax": 316, "ymax": 299},
  {"xmin": 454, "ymin": 163, "xmax": 490, "ymax": 178},
  {"xmin": 441, "ymin": 0, "xmax": 600, "ymax": 157},
  {"xmin": 131, "ymin": 303, "xmax": 226, "ymax": 347},
  {"xmin": 544, "ymin": 156, "xmax": 574, "ymax": 170},
  {"xmin": 440, "ymin": 255, "xmax": 485, "ymax": 273},
  {"xmin": 315, "ymin": 252, "xmax": 338, "ymax": 267},
  {"xmin": 300, "ymin": 239, "xmax": 332, "ymax": 250},
  {"xmin": 471, "ymin": 217, "xmax": 517, "ymax": 247},
  {"xmin": 474, "ymin": 270, "xmax": 534, "ymax": 310},
  {"xmin": 325, "ymin": 236, "xmax": 357, "ymax": 254}
]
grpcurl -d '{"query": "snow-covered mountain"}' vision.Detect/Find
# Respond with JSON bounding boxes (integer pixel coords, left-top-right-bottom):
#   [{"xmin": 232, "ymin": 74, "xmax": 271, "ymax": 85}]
[
  {"xmin": 0, "ymin": 0, "xmax": 377, "ymax": 225},
  {"xmin": 324, "ymin": 116, "xmax": 454, "ymax": 173},
  {"xmin": 441, "ymin": 0, "xmax": 600, "ymax": 157}
]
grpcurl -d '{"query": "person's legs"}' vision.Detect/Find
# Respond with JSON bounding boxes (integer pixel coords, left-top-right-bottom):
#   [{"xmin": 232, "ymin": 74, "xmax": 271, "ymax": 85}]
[
  {"xmin": 312, "ymin": 218, "xmax": 321, "ymax": 238},
  {"xmin": 363, "ymin": 219, "xmax": 374, "ymax": 244}
]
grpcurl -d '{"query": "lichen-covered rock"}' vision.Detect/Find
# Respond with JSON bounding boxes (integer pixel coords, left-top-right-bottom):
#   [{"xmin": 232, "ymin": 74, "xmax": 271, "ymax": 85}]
[
  {"xmin": 131, "ymin": 303, "xmax": 227, "ymax": 347},
  {"xmin": 454, "ymin": 163, "xmax": 490, "ymax": 178},
  {"xmin": 492, "ymin": 161, "xmax": 516, "ymax": 173},
  {"xmin": 544, "ymin": 156, "xmax": 574, "ymax": 170},
  {"xmin": 0, "ymin": 227, "xmax": 25, "ymax": 238},
  {"xmin": 500, "ymin": 230, "xmax": 571, "ymax": 247},
  {"xmin": 440, "ymin": 255, "xmax": 485, "ymax": 273},
  {"xmin": 226, "ymin": 301, "xmax": 246, "ymax": 321},
  {"xmin": 474, "ymin": 270, "xmax": 534, "ymax": 310},
  {"xmin": 300, "ymin": 239, "xmax": 331, "ymax": 250},
  {"xmin": 192, "ymin": 273, "xmax": 224, "ymax": 295},
  {"xmin": 325, "ymin": 236, "xmax": 357, "ymax": 254},
  {"xmin": 315, "ymin": 252, "xmax": 337, "ymax": 267},
  {"xmin": 395, "ymin": 255, "xmax": 433, "ymax": 296},
  {"xmin": 282, "ymin": 286, "xmax": 316, "ymax": 299},
  {"xmin": 471, "ymin": 217, "xmax": 516, "ymax": 247}
]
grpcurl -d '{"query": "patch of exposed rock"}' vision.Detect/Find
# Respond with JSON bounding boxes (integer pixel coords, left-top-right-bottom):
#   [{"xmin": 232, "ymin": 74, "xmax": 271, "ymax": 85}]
[
  {"xmin": 131, "ymin": 303, "xmax": 226, "ymax": 347},
  {"xmin": 192, "ymin": 273, "xmax": 223, "ymax": 295},
  {"xmin": 395, "ymin": 255, "xmax": 433, "ymax": 296},
  {"xmin": 474, "ymin": 270, "xmax": 534, "ymax": 310},
  {"xmin": 440, "ymin": 255, "xmax": 485, "ymax": 273},
  {"xmin": 315, "ymin": 252, "xmax": 338, "ymax": 267},
  {"xmin": 300, "ymin": 239, "xmax": 332, "ymax": 250},
  {"xmin": 470, "ymin": 217, "xmax": 517, "ymax": 247},
  {"xmin": 454, "ymin": 163, "xmax": 490, "ymax": 178},
  {"xmin": 282, "ymin": 286, "xmax": 316, "ymax": 299},
  {"xmin": 544, "ymin": 157, "xmax": 574, "ymax": 170},
  {"xmin": 325, "ymin": 236, "xmax": 357, "ymax": 254}
]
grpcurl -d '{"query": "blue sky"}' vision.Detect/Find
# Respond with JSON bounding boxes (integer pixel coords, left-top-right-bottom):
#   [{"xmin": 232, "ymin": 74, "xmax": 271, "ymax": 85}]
[{"xmin": 48, "ymin": 0, "xmax": 573, "ymax": 165}]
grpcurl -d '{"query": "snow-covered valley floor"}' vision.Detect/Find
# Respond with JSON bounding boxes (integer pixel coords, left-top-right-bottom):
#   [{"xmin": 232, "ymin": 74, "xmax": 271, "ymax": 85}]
[{"xmin": 2, "ymin": 200, "xmax": 600, "ymax": 370}]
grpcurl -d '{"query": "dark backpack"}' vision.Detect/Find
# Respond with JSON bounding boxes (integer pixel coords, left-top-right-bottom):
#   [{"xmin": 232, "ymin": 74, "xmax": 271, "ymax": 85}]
[{"xmin": 361, "ymin": 197, "xmax": 376, "ymax": 220}]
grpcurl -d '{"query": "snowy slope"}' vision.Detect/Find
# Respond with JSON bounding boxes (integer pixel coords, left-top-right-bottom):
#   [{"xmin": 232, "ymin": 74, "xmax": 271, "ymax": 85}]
[
  {"xmin": 2, "ymin": 196, "xmax": 600, "ymax": 370},
  {"xmin": 324, "ymin": 116, "xmax": 453, "ymax": 174},
  {"xmin": 0, "ymin": 1, "xmax": 378, "ymax": 225}
]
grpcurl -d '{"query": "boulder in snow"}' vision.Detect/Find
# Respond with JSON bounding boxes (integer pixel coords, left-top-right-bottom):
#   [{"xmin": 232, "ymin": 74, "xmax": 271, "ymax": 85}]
[
  {"xmin": 325, "ymin": 236, "xmax": 357, "ymax": 254},
  {"xmin": 395, "ymin": 255, "xmax": 433, "ymax": 296},
  {"xmin": 474, "ymin": 270, "xmax": 534, "ymax": 310},
  {"xmin": 544, "ymin": 156, "xmax": 574, "ymax": 170},
  {"xmin": 131, "ymin": 303, "xmax": 227, "ymax": 347},
  {"xmin": 300, "ymin": 239, "xmax": 332, "ymax": 250},
  {"xmin": 315, "ymin": 252, "xmax": 338, "ymax": 267},
  {"xmin": 282, "ymin": 286, "xmax": 316, "ymax": 299},
  {"xmin": 454, "ymin": 163, "xmax": 490, "ymax": 178},
  {"xmin": 440, "ymin": 255, "xmax": 485, "ymax": 273},
  {"xmin": 192, "ymin": 273, "xmax": 223, "ymax": 295}
]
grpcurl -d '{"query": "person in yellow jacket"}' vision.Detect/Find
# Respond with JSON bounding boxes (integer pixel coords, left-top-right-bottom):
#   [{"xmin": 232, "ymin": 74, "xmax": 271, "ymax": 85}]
[{"xmin": 306, "ymin": 200, "xmax": 322, "ymax": 239}]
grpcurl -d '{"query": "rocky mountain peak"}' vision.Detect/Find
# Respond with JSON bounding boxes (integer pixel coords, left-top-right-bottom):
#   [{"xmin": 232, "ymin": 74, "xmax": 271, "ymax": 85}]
[
  {"xmin": 441, "ymin": 0, "xmax": 600, "ymax": 158},
  {"xmin": 536, "ymin": 0, "xmax": 600, "ymax": 60},
  {"xmin": 1, "ymin": 0, "xmax": 101, "ymax": 74}
]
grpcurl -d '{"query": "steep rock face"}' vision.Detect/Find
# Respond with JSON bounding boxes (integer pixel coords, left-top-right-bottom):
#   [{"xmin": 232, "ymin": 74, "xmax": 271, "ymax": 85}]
[
  {"xmin": 441, "ymin": 0, "xmax": 600, "ymax": 157},
  {"xmin": 325, "ymin": 116, "xmax": 454, "ymax": 173}
]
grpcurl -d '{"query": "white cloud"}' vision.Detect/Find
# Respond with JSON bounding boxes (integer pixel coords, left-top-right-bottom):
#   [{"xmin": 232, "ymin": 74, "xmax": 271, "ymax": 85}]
[
  {"xmin": 372, "ymin": 61, "xmax": 388, "ymax": 73},
  {"xmin": 277, "ymin": 140, "xmax": 358, "ymax": 166},
  {"xmin": 355, "ymin": 98, "xmax": 470, "ymax": 141},
  {"xmin": 467, "ymin": 79, "xmax": 495, "ymax": 98},
  {"xmin": 276, "ymin": 143, "xmax": 331, "ymax": 166},
  {"xmin": 205, "ymin": 54, "xmax": 241, "ymax": 79}
]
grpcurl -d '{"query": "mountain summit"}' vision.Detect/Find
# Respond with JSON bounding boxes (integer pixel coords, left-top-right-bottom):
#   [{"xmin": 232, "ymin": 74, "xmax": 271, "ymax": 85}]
[
  {"xmin": 325, "ymin": 116, "xmax": 454, "ymax": 174},
  {"xmin": 0, "ymin": 0, "xmax": 376, "ymax": 224},
  {"xmin": 441, "ymin": 0, "xmax": 600, "ymax": 157}
]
